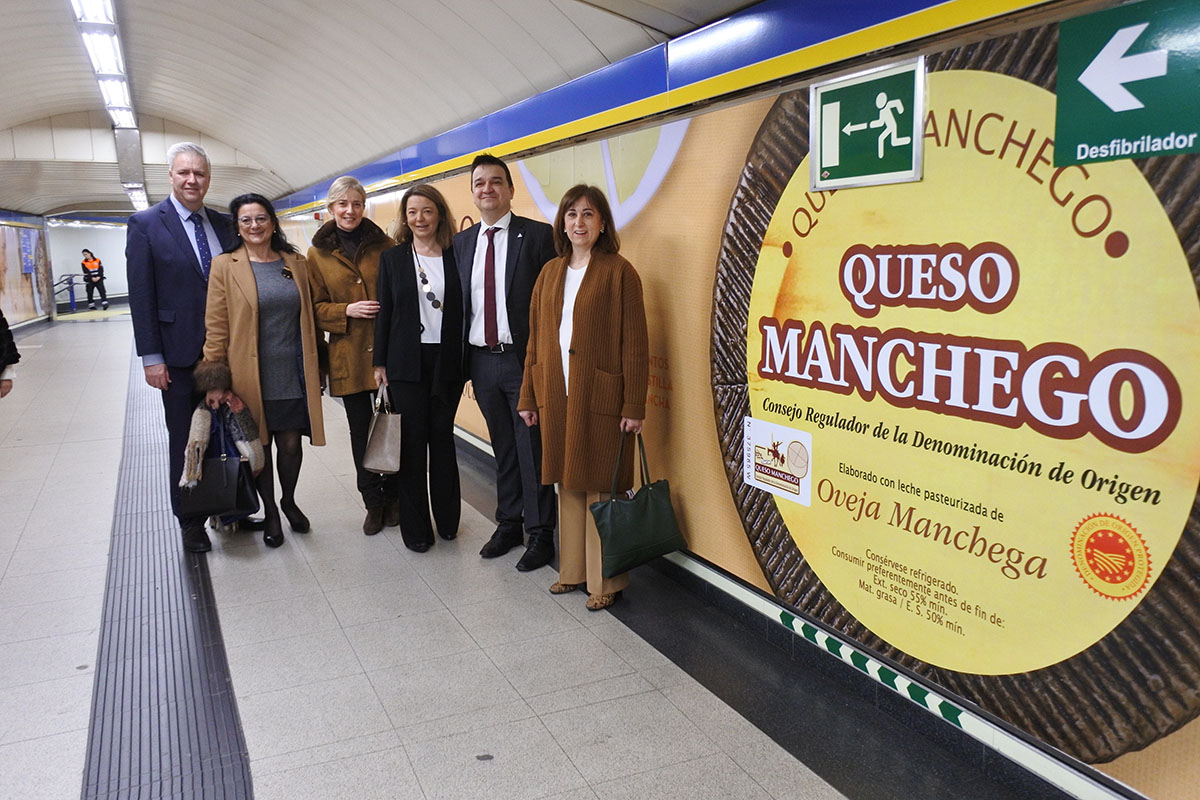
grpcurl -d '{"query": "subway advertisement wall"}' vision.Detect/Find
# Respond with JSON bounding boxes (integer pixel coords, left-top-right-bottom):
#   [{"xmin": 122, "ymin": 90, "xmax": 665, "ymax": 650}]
[
  {"xmin": 0, "ymin": 219, "xmax": 51, "ymax": 324},
  {"xmin": 283, "ymin": 22, "xmax": 1199, "ymax": 798}
]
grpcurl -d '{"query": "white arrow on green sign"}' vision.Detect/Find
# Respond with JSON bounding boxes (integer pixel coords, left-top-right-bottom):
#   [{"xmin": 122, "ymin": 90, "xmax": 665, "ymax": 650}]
[{"xmin": 1056, "ymin": 0, "xmax": 1200, "ymax": 166}]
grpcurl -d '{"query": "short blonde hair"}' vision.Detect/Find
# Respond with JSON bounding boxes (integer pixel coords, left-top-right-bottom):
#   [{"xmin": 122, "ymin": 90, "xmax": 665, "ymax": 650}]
[{"xmin": 327, "ymin": 176, "xmax": 367, "ymax": 209}]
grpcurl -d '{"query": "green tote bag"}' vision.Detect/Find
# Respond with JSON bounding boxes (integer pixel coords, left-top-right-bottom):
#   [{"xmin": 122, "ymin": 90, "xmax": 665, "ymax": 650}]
[{"xmin": 590, "ymin": 433, "xmax": 687, "ymax": 578}]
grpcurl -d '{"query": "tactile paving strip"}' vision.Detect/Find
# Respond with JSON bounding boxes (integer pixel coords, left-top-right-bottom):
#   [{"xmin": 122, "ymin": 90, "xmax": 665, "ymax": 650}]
[{"xmin": 81, "ymin": 348, "xmax": 251, "ymax": 799}]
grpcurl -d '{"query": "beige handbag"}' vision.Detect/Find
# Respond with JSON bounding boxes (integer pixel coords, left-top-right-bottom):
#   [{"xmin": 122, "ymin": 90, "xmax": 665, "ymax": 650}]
[{"xmin": 363, "ymin": 387, "xmax": 401, "ymax": 474}]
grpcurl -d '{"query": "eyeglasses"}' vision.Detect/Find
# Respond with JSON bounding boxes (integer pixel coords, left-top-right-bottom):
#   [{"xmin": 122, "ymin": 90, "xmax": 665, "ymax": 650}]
[
  {"xmin": 281, "ymin": 266, "xmax": 293, "ymax": 281},
  {"xmin": 237, "ymin": 215, "xmax": 270, "ymax": 227}
]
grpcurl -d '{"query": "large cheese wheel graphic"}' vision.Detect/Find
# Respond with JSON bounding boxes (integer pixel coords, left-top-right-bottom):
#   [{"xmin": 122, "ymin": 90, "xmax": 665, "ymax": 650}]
[{"xmin": 711, "ymin": 24, "xmax": 1200, "ymax": 762}]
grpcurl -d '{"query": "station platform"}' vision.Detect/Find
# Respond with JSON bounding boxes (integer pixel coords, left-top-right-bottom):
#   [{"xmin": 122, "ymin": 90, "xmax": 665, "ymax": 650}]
[{"xmin": 0, "ymin": 315, "xmax": 1071, "ymax": 799}]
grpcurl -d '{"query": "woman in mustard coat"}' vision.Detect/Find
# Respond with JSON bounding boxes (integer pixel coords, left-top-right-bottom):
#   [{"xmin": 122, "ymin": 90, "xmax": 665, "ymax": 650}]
[
  {"xmin": 196, "ymin": 193, "xmax": 325, "ymax": 548},
  {"xmin": 518, "ymin": 184, "xmax": 648, "ymax": 610},
  {"xmin": 307, "ymin": 176, "xmax": 399, "ymax": 535}
]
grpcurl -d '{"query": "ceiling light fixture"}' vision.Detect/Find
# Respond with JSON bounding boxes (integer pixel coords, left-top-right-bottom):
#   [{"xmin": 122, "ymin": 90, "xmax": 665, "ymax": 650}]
[
  {"xmin": 73, "ymin": 0, "xmax": 149, "ymax": 210},
  {"xmin": 70, "ymin": 0, "xmax": 115, "ymax": 24},
  {"xmin": 98, "ymin": 77, "xmax": 130, "ymax": 107},
  {"xmin": 123, "ymin": 184, "xmax": 149, "ymax": 210},
  {"xmin": 108, "ymin": 108, "xmax": 137, "ymax": 128},
  {"xmin": 81, "ymin": 30, "xmax": 124, "ymax": 76}
]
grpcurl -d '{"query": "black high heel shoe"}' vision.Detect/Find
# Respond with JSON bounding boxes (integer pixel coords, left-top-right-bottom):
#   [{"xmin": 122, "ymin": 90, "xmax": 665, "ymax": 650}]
[
  {"xmin": 279, "ymin": 501, "xmax": 310, "ymax": 533},
  {"xmin": 263, "ymin": 517, "xmax": 285, "ymax": 548}
]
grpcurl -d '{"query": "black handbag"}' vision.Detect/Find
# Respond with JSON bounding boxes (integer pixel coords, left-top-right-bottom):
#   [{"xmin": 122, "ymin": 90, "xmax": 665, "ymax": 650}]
[
  {"xmin": 180, "ymin": 408, "xmax": 259, "ymax": 519},
  {"xmin": 590, "ymin": 432, "xmax": 687, "ymax": 578}
]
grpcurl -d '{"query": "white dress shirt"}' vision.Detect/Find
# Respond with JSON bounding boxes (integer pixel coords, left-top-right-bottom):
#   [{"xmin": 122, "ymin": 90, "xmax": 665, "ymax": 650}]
[{"xmin": 468, "ymin": 211, "xmax": 514, "ymax": 347}]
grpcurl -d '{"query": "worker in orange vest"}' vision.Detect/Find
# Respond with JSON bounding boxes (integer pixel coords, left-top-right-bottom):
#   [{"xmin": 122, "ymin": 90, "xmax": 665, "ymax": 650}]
[{"xmin": 81, "ymin": 248, "xmax": 108, "ymax": 310}]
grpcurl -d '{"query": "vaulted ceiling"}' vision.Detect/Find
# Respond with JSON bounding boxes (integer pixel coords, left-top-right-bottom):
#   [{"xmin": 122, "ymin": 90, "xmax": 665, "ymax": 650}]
[{"xmin": 0, "ymin": 0, "xmax": 754, "ymax": 216}]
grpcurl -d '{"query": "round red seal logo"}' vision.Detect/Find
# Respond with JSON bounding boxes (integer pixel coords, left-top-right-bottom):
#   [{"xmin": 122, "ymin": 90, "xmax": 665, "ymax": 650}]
[{"xmin": 1070, "ymin": 513, "xmax": 1151, "ymax": 600}]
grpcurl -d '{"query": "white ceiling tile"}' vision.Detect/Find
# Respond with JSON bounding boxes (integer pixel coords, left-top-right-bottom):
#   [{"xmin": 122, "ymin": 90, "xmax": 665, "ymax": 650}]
[{"xmin": 0, "ymin": 0, "xmax": 750, "ymax": 215}]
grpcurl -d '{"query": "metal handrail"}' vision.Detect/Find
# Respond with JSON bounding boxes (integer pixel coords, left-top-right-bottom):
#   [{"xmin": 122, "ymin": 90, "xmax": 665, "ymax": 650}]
[{"xmin": 52, "ymin": 275, "xmax": 79, "ymax": 311}]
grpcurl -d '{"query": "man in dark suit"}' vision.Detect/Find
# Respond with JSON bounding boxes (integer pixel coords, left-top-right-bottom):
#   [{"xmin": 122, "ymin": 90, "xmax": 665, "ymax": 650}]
[
  {"xmin": 127, "ymin": 142, "xmax": 235, "ymax": 553},
  {"xmin": 454, "ymin": 153, "xmax": 558, "ymax": 571}
]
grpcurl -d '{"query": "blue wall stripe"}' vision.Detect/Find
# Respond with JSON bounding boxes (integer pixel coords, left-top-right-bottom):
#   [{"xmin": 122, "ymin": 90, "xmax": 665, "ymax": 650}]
[
  {"xmin": 486, "ymin": 45, "xmax": 669, "ymax": 147},
  {"xmin": 0, "ymin": 208, "xmax": 43, "ymax": 227},
  {"xmin": 277, "ymin": 0, "xmax": 960, "ymax": 211},
  {"xmin": 665, "ymin": 0, "xmax": 941, "ymax": 89}
]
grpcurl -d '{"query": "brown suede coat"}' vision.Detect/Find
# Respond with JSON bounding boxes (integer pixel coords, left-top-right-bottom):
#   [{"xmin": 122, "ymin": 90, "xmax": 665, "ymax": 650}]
[
  {"xmin": 518, "ymin": 251, "xmax": 648, "ymax": 492},
  {"xmin": 195, "ymin": 247, "xmax": 325, "ymax": 446},
  {"xmin": 306, "ymin": 218, "xmax": 395, "ymax": 397}
]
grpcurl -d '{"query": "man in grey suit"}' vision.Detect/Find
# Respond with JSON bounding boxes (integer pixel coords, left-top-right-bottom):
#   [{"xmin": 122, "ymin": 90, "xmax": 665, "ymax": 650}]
[
  {"xmin": 127, "ymin": 142, "xmax": 235, "ymax": 553},
  {"xmin": 454, "ymin": 153, "xmax": 558, "ymax": 571}
]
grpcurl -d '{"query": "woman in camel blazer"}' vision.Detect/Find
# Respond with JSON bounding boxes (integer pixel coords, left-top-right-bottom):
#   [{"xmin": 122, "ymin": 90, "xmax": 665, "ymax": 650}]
[
  {"xmin": 518, "ymin": 184, "xmax": 648, "ymax": 610},
  {"xmin": 196, "ymin": 193, "xmax": 325, "ymax": 548}
]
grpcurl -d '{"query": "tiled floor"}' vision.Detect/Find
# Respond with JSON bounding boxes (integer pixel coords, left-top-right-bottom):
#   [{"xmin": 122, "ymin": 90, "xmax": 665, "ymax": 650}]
[
  {"xmin": 0, "ymin": 316, "xmax": 844, "ymax": 799},
  {"xmin": 204, "ymin": 366, "xmax": 842, "ymax": 800},
  {"xmin": 0, "ymin": 315, "xmax": 127, "ymax": 800}
]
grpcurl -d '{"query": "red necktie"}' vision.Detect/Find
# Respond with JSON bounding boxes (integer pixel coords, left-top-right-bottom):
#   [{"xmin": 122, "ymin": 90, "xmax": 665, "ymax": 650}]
[{"xmin": 484, "ymin": 227, "xmax": 499, "ymax": 348}]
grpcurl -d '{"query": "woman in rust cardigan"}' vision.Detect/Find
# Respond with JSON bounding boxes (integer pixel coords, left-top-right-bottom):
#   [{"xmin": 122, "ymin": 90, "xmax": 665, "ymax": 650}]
[
  {"xmin": 307, "ymin": 176, "xmax": 399, "ymax": 535},
  {"xmin": 518, "ymin": 184, "xmax": 649, "ymax": 610}
]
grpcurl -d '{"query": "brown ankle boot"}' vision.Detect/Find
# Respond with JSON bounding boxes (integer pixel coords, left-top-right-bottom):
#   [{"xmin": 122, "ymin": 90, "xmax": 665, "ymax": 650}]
[
  {"xmin": 383, "ymin": 501, "xmax": 401, "ymax": 528},
  {"xmin": 363, "ymin": 506, "xmax": 384, "ymax": 535}
]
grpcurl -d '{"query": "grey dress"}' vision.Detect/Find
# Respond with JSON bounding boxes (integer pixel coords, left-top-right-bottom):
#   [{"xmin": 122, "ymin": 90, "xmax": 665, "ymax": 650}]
[{"xmin": 252, "ymin": 258, "xmax": 308, "ymax": 431}]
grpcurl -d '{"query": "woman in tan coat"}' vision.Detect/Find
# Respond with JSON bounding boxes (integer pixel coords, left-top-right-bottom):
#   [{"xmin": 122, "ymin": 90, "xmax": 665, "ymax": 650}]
[
  {"xmin": 196, "ymin": 193, "xmax": 325, "ymax": 548},
  {"xmin": 518, "ymin": 185, "xmax": 648, "ymax": 610},
  {"xmin": 307, "ymin": 176, "xmax": 399, "ymax": 535}
]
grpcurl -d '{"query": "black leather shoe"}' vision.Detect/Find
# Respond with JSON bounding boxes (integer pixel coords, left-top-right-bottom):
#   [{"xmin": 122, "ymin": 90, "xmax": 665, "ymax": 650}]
[
  {"xmin": 383, "ymin": 501, "xmax": 401, "ymax": 528},
  {"xmin": 516, "ymin": 537, "xmax": 554, "ymax": 572},
  {"xmin": 182, "ymin": 524, "xmax": 211, "ymax": 553},
  {"xmin": 280, "ymin": 501, "xmax": 310, "ymax": 533},
  {"xmin": 238, "ymin": 517, "xmax": 266, "ymax": 532},
  {"xmin": 263, "ymin": 517, "xmax": 285, "ymax": 548},
  {"xmin": 406, "ymin": 540, "xmax": 432, "ymax": 553},
  {"xmin": 438, "ymin": 528, "xmax": 458, "ymax": 541},
  {"xmin": 479, "ymin": 528, "xmax": 523, "ymax": 558}
]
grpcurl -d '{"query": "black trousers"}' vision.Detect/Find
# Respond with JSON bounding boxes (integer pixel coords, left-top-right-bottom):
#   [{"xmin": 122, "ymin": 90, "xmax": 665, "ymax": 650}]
[
  {"xmin": 341, "ymin": 389, "xmax": 400, "ymax": 509},
  {"xmin": 386, "ymin": 344, "xmax": 463, "ymax": 548},
  {"xmin": 85, "ymin": 279, "xmax": 107, "ymax": 304},
  {"xmin": 468, "ymin": 347, "xmax": 556, "ymax": 539},
  {"xmin": 160, "ymin": 364, "xmax": 204, "ymax": 527}
]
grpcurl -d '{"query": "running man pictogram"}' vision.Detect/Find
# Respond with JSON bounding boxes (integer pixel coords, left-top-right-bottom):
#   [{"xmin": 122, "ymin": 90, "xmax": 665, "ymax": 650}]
[{"xmin": 869, "ymin": 92, "xmax": 911, "ymax": 159}]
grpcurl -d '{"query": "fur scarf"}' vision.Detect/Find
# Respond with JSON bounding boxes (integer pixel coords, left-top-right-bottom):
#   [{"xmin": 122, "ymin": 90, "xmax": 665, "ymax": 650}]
[
  {"xmin": 193, "ymin": 358, "xmax": 232, "ymax": 394},
  {"xmin": 309, "ymin": 216, "xmax": 391, "ymax": 255},
  {"xmin": 180, "ymin": 392, "xmax": 265, "ymax": 487}
]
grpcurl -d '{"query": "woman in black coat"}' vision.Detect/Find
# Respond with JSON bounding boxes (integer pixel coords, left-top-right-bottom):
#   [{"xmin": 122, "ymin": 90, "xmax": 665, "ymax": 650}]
[
  {"xmin": 373, "ymin": 184, "xmax": 465, "ymax": 551},
  {"xmin": 0, "ymin": 308, "xmax": 19, "ymax": 398}
]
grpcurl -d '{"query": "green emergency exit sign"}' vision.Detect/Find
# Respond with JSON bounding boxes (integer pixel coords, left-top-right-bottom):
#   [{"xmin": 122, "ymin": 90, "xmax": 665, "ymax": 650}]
[
  {"xmin": 810, "ymin": 57, "xmax": 925, "ymax": 190},
  {"xmin": 1056, "ymin": 0, "xmax": 1200, "ymax": 166}
]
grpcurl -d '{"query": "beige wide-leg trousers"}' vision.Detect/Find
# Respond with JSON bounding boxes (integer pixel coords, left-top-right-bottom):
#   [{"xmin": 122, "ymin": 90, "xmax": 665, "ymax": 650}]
[{"xmin": 557, "ymin": 487, "xmax": 630, "ymax": 596}]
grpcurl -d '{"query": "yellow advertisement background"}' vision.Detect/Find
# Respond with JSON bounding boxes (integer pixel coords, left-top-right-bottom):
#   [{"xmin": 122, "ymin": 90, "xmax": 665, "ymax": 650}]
[
  {"xmin": 747, "ymin": 71, "xmax": 1200, "ymax": 674},
  {"xmin": 281, "ymin": 102, "xmax": 777, "ymax": 594},
  {"xmin": 280, "ymin": 66, "xmax": 1200, "ymax": 790}
]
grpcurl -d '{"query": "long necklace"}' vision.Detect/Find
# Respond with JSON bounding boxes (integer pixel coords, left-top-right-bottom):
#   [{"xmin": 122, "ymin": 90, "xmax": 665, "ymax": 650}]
[{"xmin": 412, "ymin": 249, "xmax": 442, "ymax": 310}]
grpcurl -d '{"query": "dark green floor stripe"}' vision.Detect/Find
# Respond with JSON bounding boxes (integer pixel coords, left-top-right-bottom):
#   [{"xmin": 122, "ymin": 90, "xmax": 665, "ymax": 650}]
[{"xmin": 81, "ymin": 346, "xmax": 251, "ymax": 800}]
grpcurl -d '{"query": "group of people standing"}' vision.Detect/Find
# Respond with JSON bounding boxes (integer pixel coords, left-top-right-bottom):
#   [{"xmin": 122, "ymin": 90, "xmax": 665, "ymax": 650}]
[{"xmin": 128, "ymin": 143, "xmax": 649, "ymax": 611}]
